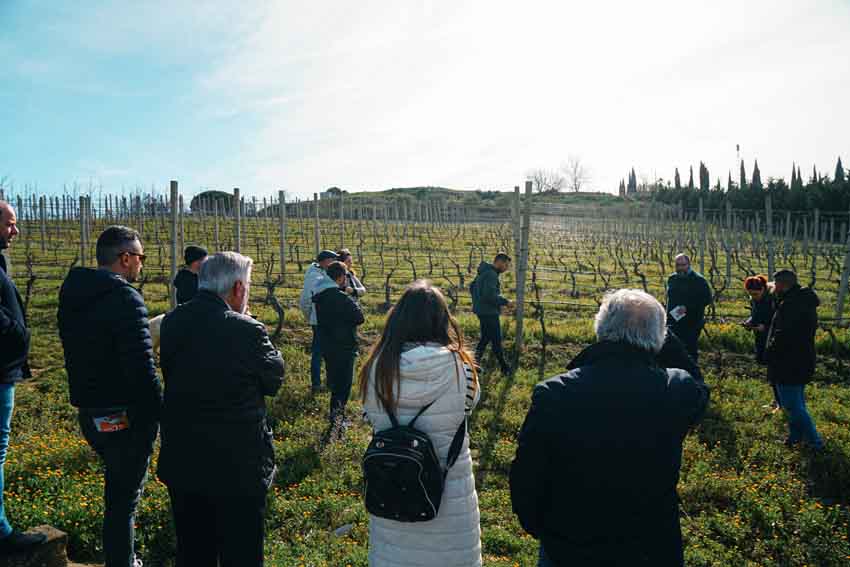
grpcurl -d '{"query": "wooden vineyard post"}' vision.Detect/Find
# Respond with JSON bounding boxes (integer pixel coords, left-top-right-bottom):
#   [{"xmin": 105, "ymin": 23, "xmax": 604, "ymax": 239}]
[
  {"xmin": 279, "ymin": 190, "xmax": 287, "ymax": 282},
  {"xmin": 784, "ymin": 211, "xmax": 792, "ymax": 258},
  {"xmin": 170, "ymin": 181, "xmax": 179, "ymax": 309},
  {"xmin": 234, "ymin": 188, "xmax": 241, "ymax": 253},
  {"xmin": 513, "ymin": 186, "xmax": 521, "ymax": 282},
  {"xmin": 514, "ymin": 180, "xmax": 532, "ymax": 367},
  {"xmin": 39, "ymin": 196, "xmax": 46, "ymax": 253},
  {"xmin": 179, "ymin": 195, "xmax": 185, "ymax": 253},
  {"xmin": 213, "ymin": 199, "xmax": 220, "ymax": 250},
  {"xmin": 836, "ymin": 208, "xmax": 850, "ymax": 322},
  {"xmin": 313, "ymin": 192, "xmax": 321, "ymax": 258},
  {"xmin": 79, "ymin": 196, "xmax": 87, "ymax": 267},
  {"xmin": 698, "ymin": 196, "xmax": 706, "ymax": 274},
  {"xmin": 339, "ymin": 191, "xmax": 345, "ymax": 248},
  {"xmin": 765, "ymin": 194, "xmax": 775, "ymax": 277}
]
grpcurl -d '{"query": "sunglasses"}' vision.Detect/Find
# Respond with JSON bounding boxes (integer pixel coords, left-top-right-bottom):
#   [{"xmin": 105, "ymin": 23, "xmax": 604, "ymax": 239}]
[{"xmin": 120, "ymin": 251, "xmax": 147, "ymax": 262}]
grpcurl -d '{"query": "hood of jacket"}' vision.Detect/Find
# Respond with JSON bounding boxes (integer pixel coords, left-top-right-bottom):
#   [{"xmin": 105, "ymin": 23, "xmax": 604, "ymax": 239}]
[
  {"xmin": 477, "ymin": 261, "xmax": 496, "ymax": 276},
  {"xmin": 59, "ymin": 267, "xmax": 133, "ymax": 312},
  {"xmin": 566, "ymin": 340, "xmax": 657, "ymax": 371},
  {"xmin": 780, "ymin": 284, "xmax": 820, "ymax": 308},
  {"xmin": 392, "ymin": 343, "xmax": 460, "ymax": 404},
  {"xmin": 311, "ymin": 276, "xmax": 341, "ymax": 303}
]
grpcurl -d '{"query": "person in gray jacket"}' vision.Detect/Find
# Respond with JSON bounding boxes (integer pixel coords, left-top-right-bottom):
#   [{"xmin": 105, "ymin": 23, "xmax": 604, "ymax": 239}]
[
  {"xmin": 471, "ymin": 253, "xmax": 512, "ymax": 375},
  {"xmin": 299, "ymin": 250, "xmax": 339, "ymax": 394}
]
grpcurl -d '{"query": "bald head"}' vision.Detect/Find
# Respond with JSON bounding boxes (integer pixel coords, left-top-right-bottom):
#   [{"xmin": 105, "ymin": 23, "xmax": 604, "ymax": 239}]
[
  {"xmin": 0, "ymin": 201, "xmax": 19, "ymax": 250},
  {"xmin": 674, "ymin": 253, "xmax": 691, "ymax": 275}
]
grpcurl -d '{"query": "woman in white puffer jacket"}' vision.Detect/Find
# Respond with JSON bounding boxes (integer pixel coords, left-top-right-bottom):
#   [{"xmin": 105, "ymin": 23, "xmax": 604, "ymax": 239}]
[{"xmin": 360, "ymin": 280, "xmax": 482, "ymax": 567}]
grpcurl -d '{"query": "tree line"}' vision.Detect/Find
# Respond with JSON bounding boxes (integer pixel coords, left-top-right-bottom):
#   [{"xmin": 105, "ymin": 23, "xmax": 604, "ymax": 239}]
[{"xmin": 621, "ymin": 158, "xmax": 849, "ymax": 212}]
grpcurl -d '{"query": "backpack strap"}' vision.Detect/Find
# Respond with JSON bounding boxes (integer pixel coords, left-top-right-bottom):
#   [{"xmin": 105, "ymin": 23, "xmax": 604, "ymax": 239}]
[
  {"xmin": 406, "ymin": 400, "xmax": 436, "ymax": 429},
  {"xmin": 444, "ymin": 416, "xmax": 467, "ymax": 474}
]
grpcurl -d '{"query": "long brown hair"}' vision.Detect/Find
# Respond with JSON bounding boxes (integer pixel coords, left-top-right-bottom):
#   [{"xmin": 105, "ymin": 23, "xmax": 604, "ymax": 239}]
[{"xmin": 359, "ymin": 280, "xmax": 477, "ymax": 412}]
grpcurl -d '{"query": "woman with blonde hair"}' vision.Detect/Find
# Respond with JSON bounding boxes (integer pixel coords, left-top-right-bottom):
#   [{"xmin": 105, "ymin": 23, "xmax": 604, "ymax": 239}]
[{"xmin": 360, "ymin": 280, "xmax": 482, "ymax": 567}]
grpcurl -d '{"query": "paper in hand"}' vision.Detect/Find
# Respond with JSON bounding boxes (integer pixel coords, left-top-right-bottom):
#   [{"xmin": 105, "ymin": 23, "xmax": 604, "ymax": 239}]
[{"xmin": 670, "ymin": 305, "xmax": 687, "ymax": 322}]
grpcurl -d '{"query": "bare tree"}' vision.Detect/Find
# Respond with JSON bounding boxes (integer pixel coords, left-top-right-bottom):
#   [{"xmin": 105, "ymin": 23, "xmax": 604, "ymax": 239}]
[
  {"xmin": 526, "ymin": 168, "xmax": 566, "ymax": 193},
  {"xmin": 561, "ymin": 155, "xmax": 590, "ymax": 193}
]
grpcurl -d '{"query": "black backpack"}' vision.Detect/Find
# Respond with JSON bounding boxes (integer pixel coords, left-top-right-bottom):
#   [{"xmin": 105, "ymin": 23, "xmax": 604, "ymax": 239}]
[{"xmin": 362, "ymin": 401, "xmax": 467, "ymax": 522}]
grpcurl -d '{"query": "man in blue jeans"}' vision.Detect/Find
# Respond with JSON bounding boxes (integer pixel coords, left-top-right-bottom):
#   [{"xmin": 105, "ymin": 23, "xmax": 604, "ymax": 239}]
[
  {"xmin": 299, "ymin": 250, "xmax": 339, "ymax": 394},
  {"xmin": 765, "ymin": 269, "xmax": 823, "ymax": 450},
  {"xmin": 0, "ymin": 201, "xmax": 48, "ymax": 555},
  {"xmin": 58, "ymin": 226, "xmax": 163, "ymax": 567}
]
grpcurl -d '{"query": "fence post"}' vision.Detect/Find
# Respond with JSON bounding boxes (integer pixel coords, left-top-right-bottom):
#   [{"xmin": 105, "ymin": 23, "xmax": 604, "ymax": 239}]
[
  {"xmin": 170, "ymin": 181, "xmax": 179, "ymax": 309},
  {"xmin": 765, "ymin": 194, "xmax": 775, "ymax": 277},
  {"xmin": 698, "ymin": 196, "xmax": 706, "ymax": 274},
  {"xmin": 513, "ymin": 186, "xmax": 521, "ymax": 281},
  {"xmin": 234, "ymin": 188, "xmax": 241, "ymax": 253},
  {"xmin": 339, "ymin": 192, "xmax": 345, "ymax": 247},
  {"xmin": 213, "ymin": 199, "xmax": 220, "ymax": 250},
  {"xmin": 39, "ymin": 196, "xmax": 46, "ymax": 253},
  {"xmin": 179, "ymin": 195, "xmax": 185, "ymax": 252},
  {"xmin": 313, "ymin": 192, "xmax": 321, "ymax": 257},
  {"xmin": 514, "ymin": 180, "xmax": 532, "ymax": 366},
  {"xmin": 279, "ymin": 190, "xmax": 287, "ymax": 282},
  {"xmin": 836, "ymin": 208, "xmax": 850, "ymax": 322},
  {"xmin": 79, "ymin": 196, "xmax": 87, "ymax": 267}
]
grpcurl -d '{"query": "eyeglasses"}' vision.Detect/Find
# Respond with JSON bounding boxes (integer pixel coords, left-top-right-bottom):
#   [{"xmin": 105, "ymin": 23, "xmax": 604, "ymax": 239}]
[{"xmin": 120, "ymin": 251, "xmax": 147, "ymax": 262}]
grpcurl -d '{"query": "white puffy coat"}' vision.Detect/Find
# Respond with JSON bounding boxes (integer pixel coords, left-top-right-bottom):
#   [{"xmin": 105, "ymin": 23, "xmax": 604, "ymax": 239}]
[{"xmin": 364, "ymin": 344, "xmax": 482, "ymax": 567}]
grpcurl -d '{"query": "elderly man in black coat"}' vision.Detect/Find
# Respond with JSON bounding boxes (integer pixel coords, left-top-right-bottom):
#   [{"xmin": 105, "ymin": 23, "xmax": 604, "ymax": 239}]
[
  {"xmin": 510, "ymin": 289, "xmax": 709, "ymax": 567},
  {"xmin": 0, "ymin": 201, "xmax": 47, "ymax": 555},
  {"xmin": 158, "ymin": 252, "xmax": 284, "ymax": 567},
  {"xmin": 765, "ymin": 269, "xmax": 823, "ymax": 450}
]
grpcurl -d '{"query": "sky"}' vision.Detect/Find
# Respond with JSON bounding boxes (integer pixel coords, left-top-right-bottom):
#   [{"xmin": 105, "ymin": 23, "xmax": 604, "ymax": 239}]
[{"xmin": 2, "ymin": 1, "xmax": 849, "ymax": 200}]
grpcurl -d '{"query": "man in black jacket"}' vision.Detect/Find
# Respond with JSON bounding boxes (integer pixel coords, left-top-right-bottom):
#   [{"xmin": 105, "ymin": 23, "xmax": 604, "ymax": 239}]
[
  {"xmin": 666, "ymin": 254, "xmax": 712, "ymax": 360},
  {"xmin": 158, "ymin": 252, "xmax": 284, "ymax": 567},
  {"xmin": 765, "ymin": 270, "xmax": 823, "ymax": 450},
  {"xmin": 511, "ymin": 289, "xmax": 709, "ymax": 567},
  {"xmin": 313, "ymin": 261, "xmax": 364, "ymax": 435},
  {"xmin": 471, "ymin": 253, "xmax": 512, "ymax": 375},
  {"xmin": 172, "ymin": 245, "xmax": 207, "ymax": 305},
  {"xmin": 58, "ymin": 225, "xmax": 162, "ymax": 567},
  {"xmin": 0, "ymin": 201, "xmax": 47, "ymax": 555}
]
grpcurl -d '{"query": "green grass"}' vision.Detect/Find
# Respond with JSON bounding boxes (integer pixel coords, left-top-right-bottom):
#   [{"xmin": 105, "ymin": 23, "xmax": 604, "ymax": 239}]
[{"xmin": 4, "ymin": 217, "xmax": 850, "ymax": 566}]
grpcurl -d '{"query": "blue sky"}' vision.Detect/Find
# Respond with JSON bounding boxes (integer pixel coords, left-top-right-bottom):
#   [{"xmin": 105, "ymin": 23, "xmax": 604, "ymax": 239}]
[{"xmin": 2, "ymin": 1, "xmax": 849, "ymax": 200}]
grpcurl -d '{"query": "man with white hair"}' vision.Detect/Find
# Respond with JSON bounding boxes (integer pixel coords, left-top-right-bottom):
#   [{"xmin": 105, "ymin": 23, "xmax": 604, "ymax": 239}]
[
  {"xmin": 510, "ymin": 289, "xmax": 709, "ymax": 567},
  {"xmin": 157, "ymin": 252, "xmax": 284, "ymax": 567}
]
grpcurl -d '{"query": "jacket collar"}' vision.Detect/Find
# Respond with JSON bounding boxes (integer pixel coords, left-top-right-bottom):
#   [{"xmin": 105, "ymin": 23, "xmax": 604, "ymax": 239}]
[
  {"xmin": 195, "ymin": 289, "xmax": 232, "ymax": 311},
  {"xmin": 0, "ymin": 253, "xmax": 6, "ymax": 274},
  {"xmin": 567, "ymin": 340, "xmax": 657, "ymax": 370}
]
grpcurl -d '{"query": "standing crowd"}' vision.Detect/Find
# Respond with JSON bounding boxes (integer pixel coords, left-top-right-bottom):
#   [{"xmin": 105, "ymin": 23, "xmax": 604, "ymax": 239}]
[{"xmin": 0, "ymin": 198, "xmax": 827, "ymax": 566}]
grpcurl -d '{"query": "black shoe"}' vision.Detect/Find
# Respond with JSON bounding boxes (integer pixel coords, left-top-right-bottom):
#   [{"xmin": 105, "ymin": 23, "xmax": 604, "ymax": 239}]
[
  {"xmin": 0, "ymin": 530, "xmax": 48, "ymax": 555},
  {"xmin": 500, "ymin": 365, "xmax": 513, "ymax": 377}
]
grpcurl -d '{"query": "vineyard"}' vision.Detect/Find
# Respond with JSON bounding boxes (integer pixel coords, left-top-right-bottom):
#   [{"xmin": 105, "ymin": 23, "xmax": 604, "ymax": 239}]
[{"xmin": 3, "ymin": 186, "xmax": 850, "ymax": 566}]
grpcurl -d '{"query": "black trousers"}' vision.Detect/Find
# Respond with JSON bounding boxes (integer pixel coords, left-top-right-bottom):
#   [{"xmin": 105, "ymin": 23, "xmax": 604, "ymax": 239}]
[
  {"xmin": 79, "ymin": 410, "xmax": 157, "ymax": 567},
  {"xmin": 476, "ymin": 315, "xmax": 509, "ymax": 370},
  {"xmin": 324, "ymin": 348, "xmax": 357, "ymax": 424},
  {"xmin": 168, "ymin": 486, "xmax": 266, "ymax": 567}
]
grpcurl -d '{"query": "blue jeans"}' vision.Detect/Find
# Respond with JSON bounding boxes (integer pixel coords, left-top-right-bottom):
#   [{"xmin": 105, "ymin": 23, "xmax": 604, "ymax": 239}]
[
  {"xmin": 80, "ymin": 409, "xmax": 158, "ymax": 567},
  {"xmin": 775, "ymin": 385, "xmax": 823, "ymax": 448},
  {"xmin": 311, "ymin": 326, "xmax": 323, "ymax": 390},
  {"xmin": 0, "ymin": 384, "xmax": 14, "ymax": 538}
]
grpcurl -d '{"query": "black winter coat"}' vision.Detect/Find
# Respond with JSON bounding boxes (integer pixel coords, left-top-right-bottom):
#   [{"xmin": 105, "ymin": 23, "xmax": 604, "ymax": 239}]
[
  {"xmin": 157, "ymin": 291, "xmax": 285, "ymax": 495},
  {"xmin": 510, "ymin": 341, "xmax": 709, "ymax": 566},
  {"xmin": 766, "ymin": 285, "xmax": 819, "ymax": 385},
  {"xmin": 666, "ymin": 270, "xmax": 712, "ymax": 341},
  {"xmin": 173, "ymin": 268, "xmax": 198, "ymax": 305},
  {"xmin": 0, "ymin": 254, "xmax": 30, "ymax": 383},
  {"xmin": 747, "ymin": 291, "xmax": 775, "ymax": 364},
  {"xmin": 313, "ymin": 286, "xmax": 364, "ymax": 353},
  {"xmin": 58, "ymin": 268, "xmax": 162, "ymax": 415},
  {"xmin": 471, "ymin": 262, "xmax": 508, "ymax": 317}
]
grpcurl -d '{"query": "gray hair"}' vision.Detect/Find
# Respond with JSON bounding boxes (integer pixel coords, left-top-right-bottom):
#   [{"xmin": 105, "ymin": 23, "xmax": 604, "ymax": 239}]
[
  {"xmin": 594, "ymin": 289, "xmax": 666, "ymax": 353},
  {"xmin": 674, "ymin": 253, "xmax": 690, "ymax": 265},
  {"xmin": 198, "ymin": 252, "xmax": 253, "ymax": 296}
]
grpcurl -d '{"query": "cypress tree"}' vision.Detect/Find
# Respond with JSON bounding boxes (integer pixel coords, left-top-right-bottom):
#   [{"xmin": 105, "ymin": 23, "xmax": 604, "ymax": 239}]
[
  {"xmin": 739, "ymin": 160, "xmax": 747, "ymax": 191},
  {"xmin": 728, "ymin": 170, "xmax": 734, "ymax": 191},
  {"xmin": 699, "ymin": 162, "xmax": 710, "ymax": 192},
  {"xmin": 812, "ymin": 164, "xmax": 818, "ymax": 184},
  {"xmin": 752, "ymin": 160, "xmax": 763, "ymax": 191},
  {"xmin": 796, "ymin": 165, "xmax": 803, "ymax": 190},
  {"xmin": 835, "ymin": 157, "xmax": 845, "ymax": 182},
  {"xmin": 688, "ymin": 166, "xmax": 694, "ymax": 191},
  {"xmin": 674, "ymin": 168, "xmax": 681, "ymax": 190},
  {"xmin": 791, "ymin": 162, "xmax": 797, "ymax": 188}
]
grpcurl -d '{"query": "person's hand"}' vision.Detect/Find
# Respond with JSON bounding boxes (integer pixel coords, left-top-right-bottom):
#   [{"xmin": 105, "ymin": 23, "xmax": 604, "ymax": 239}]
[
  {"xmin": 506, "ymin": 300, "xmax": 514, "ymax": 308},
  {"xmin": 680, "ymin": 306, "xmax": 687, "ymax": 315},
  {"xmin": 345, "ymin": 286, "xmax": 354, "ymax": 295},
  {"xmin": 756, "ymin": 324, "xmax": 766, "ymax": 333}
]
